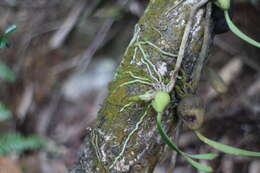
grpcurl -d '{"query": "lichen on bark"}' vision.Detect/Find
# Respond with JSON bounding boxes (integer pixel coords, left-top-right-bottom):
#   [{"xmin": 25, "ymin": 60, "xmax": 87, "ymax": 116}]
[{"xmin": 71, "ymin": 0, "xmax": 213, "ymax": 172}]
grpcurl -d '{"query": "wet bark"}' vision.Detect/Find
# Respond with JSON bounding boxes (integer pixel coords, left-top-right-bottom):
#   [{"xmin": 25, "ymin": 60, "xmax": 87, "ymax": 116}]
[{"xmin": 70, "ymin": 0, "xmax": 213, "ymax": 172}]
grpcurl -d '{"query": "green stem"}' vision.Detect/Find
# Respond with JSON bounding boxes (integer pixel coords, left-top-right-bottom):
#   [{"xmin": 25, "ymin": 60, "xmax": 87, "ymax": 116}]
[{"xmin": 224, "ymin": 10, "xmax": 260, "ymax": 48}]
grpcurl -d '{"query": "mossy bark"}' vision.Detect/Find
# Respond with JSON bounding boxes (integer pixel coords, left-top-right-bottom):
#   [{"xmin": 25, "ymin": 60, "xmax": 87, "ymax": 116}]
[{"xmin": 71, "ymin": 0, "xmax": 213, "ymax": 172}]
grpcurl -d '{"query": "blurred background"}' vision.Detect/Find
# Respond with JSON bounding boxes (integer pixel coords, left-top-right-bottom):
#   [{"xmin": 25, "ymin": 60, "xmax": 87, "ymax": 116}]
[{"xmin": 0, "ymin": 0, "xmax": 259, "ymax": 172}]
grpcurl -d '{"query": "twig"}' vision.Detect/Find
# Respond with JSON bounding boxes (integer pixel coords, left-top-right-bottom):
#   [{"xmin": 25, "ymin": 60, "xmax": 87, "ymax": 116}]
[
  {"xmin": 49, "ymin": 0, "xmax": 87, "ymax": 49},
  {"xmin": 76, "ymin": 18, "xmax": 115, "ymax": 72},
  {"xmin": 36, "ymin": 93, "xmax": 61, "ymax": 136},
  {"xmin": 16, "ymin": 83, "xmax": 34, "ymax": 122},
  {"xmin": 50, "ymin": 19, "xmax": 114, "ymax": 75}
]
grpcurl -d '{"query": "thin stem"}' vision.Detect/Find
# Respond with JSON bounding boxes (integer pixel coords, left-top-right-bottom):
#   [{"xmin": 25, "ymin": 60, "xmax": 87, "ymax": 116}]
[
  {"xmin": 129, "ymin": 24, "xmax": 140, "ymax": 47},
  {"xmin": 90, "ymin": 130, "xmax": 109, "ymax": 172},
  {"xmin": 137, "ymin": 44, "xmax": 160, "ymax": 83},
  {"xmin": 126, "ymin": 71, "xmax": 153, "ymax": 83},
  {"xmin": 140, "ymin": 41, "xmax": 177, "ymax": 57},
  {"xmin": 137, "ymin": 43, "xmax": 163, "ymax": 82},
  {"xmin": 224, "ymin": 10, "xmax": 260, "ymax": 48},
  {"xmin": 120, "ymin": 79, "xmax": 153, "ymax": 87},
  {"xmin": 131, "ymin": 47, "xmax": 138, "ymax": 64},
  {"xmin": 120, "ymin": 102, "xmax": 133, "ymax": 112}
]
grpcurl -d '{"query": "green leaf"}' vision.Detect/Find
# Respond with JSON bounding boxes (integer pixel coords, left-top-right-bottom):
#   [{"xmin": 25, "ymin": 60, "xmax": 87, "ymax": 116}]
[
  {"xmin": 0, "ymin": 25, "xmax": 16, "ymax": 48},
  {"xmin": 195, "ymin": 131, "xmax": 260, "ymax": 157},
  {"xmin": 0, "ymin": 63, "xmax": 16, "ymax": 82},
  {"xmin": 4, "ymin": 25, "xmax": 17, "ymax": 36},
  {"xmin": 184, "ymin": 155, "xmax": 213, "ymax": 172},
  {"xmin": 224, "ymin": 10, "xmax": 260, "ymax": 48},
  {"xmin": 156, "ymin": 113, "xmax": 214, "ymax": 172},
  {"xmin": 0, "ymin": 103, "xmax": 12, "ymax": 121},
  {"xmin": 0, "ymin": 37, "xmax": 10, "ymax": 48},
  {"xmin": 0, "ymin": 132, "xmax": 46, "ymax": 155},
  {"xmin": 187, "ymin": 153, "xmax": 218, "ymax": 160}
]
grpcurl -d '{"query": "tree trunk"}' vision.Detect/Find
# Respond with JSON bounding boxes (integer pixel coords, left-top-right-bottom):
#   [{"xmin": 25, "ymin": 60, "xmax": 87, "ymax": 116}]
[{"xmin": 70, "ymin": 0, "xmax": 213, "ymax": 172}]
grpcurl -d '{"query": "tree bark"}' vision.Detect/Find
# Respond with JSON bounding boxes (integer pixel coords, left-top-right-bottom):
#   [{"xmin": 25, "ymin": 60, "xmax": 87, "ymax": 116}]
[{"xmin": 71, "ymin": 0, "xmax": 213, "ymax": 172}]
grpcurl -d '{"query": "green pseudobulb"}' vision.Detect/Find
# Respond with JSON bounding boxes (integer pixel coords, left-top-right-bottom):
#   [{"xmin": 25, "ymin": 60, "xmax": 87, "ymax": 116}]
[
  {"xmin": 152, "ymin": 91, "xmax": 170, "ymax": 113},
  {"xmin": 214, "ymin": 0, "xmax": 230, "ymax": 10}
]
